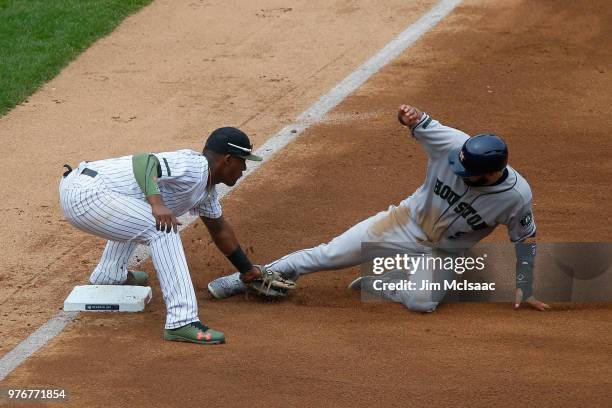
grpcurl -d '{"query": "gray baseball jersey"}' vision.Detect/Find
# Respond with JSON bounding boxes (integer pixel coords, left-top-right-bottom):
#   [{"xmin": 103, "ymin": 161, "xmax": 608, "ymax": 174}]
[{"xmin": 402, "ymin": 113, "xmax": 536, "ymax": 249}]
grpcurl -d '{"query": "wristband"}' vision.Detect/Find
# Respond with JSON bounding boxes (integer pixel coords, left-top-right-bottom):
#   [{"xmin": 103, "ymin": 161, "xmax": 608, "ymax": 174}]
[
  {"xmin": 515, "ymin": 241, "xmax": 536, "ymax": 299},
  {"xmin": 516, "ymin": 263, "xmax": 534, "ymax": 299},
  {"xmin": 227, "ymin": 245, "xmax": 253, "ymax": 274}
]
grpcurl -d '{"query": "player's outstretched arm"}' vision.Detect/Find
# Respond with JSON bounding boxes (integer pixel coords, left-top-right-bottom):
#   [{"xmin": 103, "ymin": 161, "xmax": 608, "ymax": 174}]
[
  {"xmin": 202, "ymin": 216, "xmax": 296, "ymax": 298},
  {"xmin": 514, "ymin": 236, "xmax": 551, "ymax": 311},
  {"xmin": 201, "ymin": 215, "xmax": 261, "ymax": 281},
  {"xmin": 397, "ymin": 104, "xmax": 470, "ymax": 159}
]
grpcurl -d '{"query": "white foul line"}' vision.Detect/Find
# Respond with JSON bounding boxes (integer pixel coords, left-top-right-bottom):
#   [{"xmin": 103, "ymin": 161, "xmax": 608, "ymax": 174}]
[{"xmin": 0, "ymin": 0, "xmax": 462, "ymax": 382}]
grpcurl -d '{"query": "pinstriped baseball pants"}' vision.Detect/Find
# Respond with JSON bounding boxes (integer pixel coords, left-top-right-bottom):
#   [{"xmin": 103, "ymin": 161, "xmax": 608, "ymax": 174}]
[{"xmin": 59, "ymin": 165, "xmax": 198, "ymax": 329}]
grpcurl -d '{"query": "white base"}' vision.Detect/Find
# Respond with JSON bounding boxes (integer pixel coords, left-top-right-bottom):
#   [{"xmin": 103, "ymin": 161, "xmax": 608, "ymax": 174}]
[{"xmin": 63, "ymin": 285, "xmax": 153, "ymax": 312}]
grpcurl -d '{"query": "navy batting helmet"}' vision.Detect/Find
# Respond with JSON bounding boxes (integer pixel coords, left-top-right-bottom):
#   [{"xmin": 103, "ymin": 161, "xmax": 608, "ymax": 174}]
[{"xmin": 448, "ymin": 133, "xmax": 508, "ymax": 177}]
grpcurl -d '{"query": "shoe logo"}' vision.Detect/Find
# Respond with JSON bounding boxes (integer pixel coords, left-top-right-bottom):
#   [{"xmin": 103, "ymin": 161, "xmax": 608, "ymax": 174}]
[{"xmin": 197, "ymin": 331, "xmax": 212, "ymax": 341}]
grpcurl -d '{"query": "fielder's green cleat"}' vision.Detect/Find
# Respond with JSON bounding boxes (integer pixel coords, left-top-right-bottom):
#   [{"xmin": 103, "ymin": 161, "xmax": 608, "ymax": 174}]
[
  {"xmin": 125, "ymin": 271, "xmax": 149, "ymax": 286},
  {"xmin": 164, "ymin": 321, "xmax": 225, "ymax": 345}
]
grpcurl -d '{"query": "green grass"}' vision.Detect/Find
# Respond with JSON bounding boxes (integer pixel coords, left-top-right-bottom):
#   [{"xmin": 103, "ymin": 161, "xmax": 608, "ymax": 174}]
[{"xmin": 0, "ymin": 0, "xmax": 153, "ymax": 116}]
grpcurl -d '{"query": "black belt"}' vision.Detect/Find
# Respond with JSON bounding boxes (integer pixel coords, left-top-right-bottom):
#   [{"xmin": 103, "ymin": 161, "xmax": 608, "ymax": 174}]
[
  {"xmin": 62, "ymin": 164, "xmax": 73, "ymax": 178},
  {"xmin": 81, "ymin": 168, "xmax": 98, "ymax": 178},
  {"xmin": 62, "ymin": 163, "xmax": 97, "ymax": 178}
]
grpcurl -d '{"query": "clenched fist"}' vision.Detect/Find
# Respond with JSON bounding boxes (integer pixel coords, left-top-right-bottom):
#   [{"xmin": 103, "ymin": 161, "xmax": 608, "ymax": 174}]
[{"xmin": 398, "ymin": 104, "xmax": 423, "ymax": 128}]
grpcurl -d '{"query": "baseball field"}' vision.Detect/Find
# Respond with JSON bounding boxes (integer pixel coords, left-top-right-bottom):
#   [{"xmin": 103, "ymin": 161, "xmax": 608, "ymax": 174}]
[{"xmin": 1, "ymin": 0, "xmax": 611, "ymax": 406}]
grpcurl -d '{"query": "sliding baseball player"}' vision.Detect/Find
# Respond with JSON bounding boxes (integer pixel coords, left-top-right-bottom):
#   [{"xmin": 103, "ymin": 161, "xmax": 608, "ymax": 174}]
[{"xmin": 208, "ymin": 105, "xmax": 550, "ymax": 312}]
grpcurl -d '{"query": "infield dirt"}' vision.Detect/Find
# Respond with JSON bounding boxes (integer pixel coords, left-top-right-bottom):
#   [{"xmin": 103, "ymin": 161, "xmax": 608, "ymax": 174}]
[{"xmin": 1, "ymin": 0, "xmax": 611, "ymax": 407}]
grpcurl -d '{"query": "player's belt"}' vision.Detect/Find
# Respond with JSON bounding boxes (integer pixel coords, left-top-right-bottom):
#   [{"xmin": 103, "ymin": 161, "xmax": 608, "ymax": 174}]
[{"xmin": 81, "ymin": 168, "xmax": 98, "ymax": 178}]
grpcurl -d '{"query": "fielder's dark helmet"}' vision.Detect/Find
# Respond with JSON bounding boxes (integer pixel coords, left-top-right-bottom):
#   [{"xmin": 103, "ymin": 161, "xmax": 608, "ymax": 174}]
[{"xmin": 448, "ymin": 133, "xmax": 508, "ymax": 177}]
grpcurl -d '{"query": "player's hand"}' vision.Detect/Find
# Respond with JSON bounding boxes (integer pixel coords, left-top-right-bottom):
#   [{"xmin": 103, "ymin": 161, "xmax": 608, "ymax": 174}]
[
  {"xmin": 514, "ymin": 288, "xmax": 551, "ymax": 311},
  {"xmin": 398, "ymin": 104, "xmax": 423, "ymax": 127},
  {"xmin": 151, "ymin": 202, "xmax": 182, "ymax": 233},
  {"xmin": 239, "ymin": 266, "xmax": 262, "ymax": 283}
]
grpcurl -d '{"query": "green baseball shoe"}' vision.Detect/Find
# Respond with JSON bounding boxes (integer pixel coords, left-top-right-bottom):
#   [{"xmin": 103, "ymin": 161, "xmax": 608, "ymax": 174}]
[
  {"xmin": 164, "ymin": 321, "xmax": 225, "ymax": 345},
  {"xmin": 125, "ymin": 271, "xmax": 149, "ymax": 286}
]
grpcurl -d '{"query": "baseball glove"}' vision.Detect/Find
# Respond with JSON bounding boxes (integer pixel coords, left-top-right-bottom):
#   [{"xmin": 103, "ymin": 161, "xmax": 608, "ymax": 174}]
[{"xmin": 246, "ymin": 265, "xmax": 296, "ymax": 298}]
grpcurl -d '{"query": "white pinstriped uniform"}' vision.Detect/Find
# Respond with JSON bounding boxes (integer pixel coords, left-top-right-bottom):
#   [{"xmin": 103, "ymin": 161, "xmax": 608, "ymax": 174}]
[
  {"xmin": 59, "ymin": 149, "xmax": 221, "ymax": 329},
  {"xmin": 266, "ymin": 114, "xmax": 536, "ymax": 311}
]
